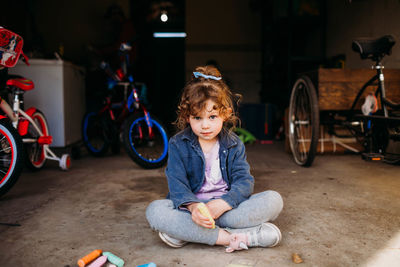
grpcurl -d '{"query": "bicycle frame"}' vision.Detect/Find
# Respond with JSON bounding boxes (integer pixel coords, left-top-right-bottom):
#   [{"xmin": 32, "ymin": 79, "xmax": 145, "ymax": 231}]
[
  {"xmin": 349, "ymin": 62, "xmax": 388, "ymax": 117},
  {"xmin": 99, "ymin": 50, "xmax": 155, "ymax": 139},
  {"xmin": 99, "ymin": 94, "xmax": 154, "ymax": 147},
  {"xmin": 0, "ymin": 88, "xmax": 63, "ymax": 163}
]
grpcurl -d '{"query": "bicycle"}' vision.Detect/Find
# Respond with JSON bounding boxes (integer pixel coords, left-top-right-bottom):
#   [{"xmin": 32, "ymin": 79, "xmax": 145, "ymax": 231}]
[
  {"xmin": 0, "ymin": 27, "xmax": 70, "ymax": 196},
  {"xmin": 82, "ymin": 43, "xmax": 169, "ymax": 169},
  {"xmin": 288, "ymin": 35, "xmax": 400, "ymax": 166}
]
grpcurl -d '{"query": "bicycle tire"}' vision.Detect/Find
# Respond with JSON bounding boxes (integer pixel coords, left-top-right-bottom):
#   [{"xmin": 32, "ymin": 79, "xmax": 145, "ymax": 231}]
[
  {"xmin": 82, "ymin": 112, "xmax": 110, "ymax": 156},
  {"xmin": 0, "ymin": 120, "xmax": 24, "ymax": 197},
  {"xmin": 123, "ymin": 113, "xmax": 168, "ymax": 169},
  {"xmin": 24, "ymin": 109, "xmax": 48, "ymax": 170},
  {"xmin": 288, "ymin": 76, "xmax": 320, "ymax": 167}
]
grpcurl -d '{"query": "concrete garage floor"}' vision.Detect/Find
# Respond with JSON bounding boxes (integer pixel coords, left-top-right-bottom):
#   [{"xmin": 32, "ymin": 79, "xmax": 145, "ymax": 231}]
[{"xmin": 0, "ymin": 142, "xmax": 399, "ymax": 267}]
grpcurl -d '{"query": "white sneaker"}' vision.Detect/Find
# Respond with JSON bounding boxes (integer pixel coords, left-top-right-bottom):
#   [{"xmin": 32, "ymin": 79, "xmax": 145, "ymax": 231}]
[
  {"xmin": 228, "ymin": 222, "xmax": 282, "ymax": 248},
  {"xmin": 158, "ymin": 232, "xmax": 188, "ymax": 248},
  {"xmin": 246, "ymin": 222, "xmax": 282, "ymax": 247}
]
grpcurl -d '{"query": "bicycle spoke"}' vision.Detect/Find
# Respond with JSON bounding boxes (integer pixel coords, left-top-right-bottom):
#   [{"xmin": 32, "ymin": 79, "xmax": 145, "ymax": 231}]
[
  {"xmin": 295, "ymin": 126, "xmax": 305, "ymax": 161},
  {"xmin": 289, "ymin": 77, "xmax": 319, "ymax": 167},
  {"xmin": 0, "ymin": 147, "xmax": 11, "ymax": 154},
  {"xmin": 295, "ymin": 85, "xmax": 309, "ymax": 158},
  {"xmin": 32, "ymin": 145, "xmax": 40, "ymax": 163}
]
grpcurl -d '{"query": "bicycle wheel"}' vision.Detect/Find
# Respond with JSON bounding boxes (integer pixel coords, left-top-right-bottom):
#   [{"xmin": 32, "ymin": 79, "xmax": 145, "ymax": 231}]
[
  {"xmin": 288, "ymin": 76, "xmax": 320, "ymax": 166},
  {"xmin": 0, "ymin": 120, "xmax": 24, "ymax": 196},
  {"xmin": 82, "ymin": 112, "xmax": 111, "ymax": 156},
  {"xmin": 24, "ymin": 110, "xmax": 49, "ymax": 170},
  {"xmin": 123, "ymin": 113, "xmax": 168, "ymax": 169}
]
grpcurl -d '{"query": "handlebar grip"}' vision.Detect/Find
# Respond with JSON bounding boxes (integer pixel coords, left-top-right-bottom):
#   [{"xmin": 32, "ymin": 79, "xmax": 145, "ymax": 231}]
[{"xmin": 119, "ymin": 42, "xmax": 132, "ymax": 52}]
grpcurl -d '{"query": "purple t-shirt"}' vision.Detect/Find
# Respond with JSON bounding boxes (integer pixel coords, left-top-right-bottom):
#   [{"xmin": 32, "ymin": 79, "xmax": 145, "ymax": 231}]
[{"xmin": 196, "ymin": 141, "xmax": 228, "ymax": 200}]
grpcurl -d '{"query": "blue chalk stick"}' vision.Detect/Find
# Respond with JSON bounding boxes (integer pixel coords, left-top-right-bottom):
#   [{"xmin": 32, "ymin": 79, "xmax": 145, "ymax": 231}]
[{"xmin": 137, "ymin": 263, "xmax": 157, "ymax": 267}]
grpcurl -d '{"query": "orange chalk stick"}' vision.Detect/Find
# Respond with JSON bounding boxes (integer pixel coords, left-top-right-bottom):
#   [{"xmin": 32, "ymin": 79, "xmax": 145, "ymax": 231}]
[{"xmin": 78, "ymin": 249, "xmax": 103, "ymax": 267}]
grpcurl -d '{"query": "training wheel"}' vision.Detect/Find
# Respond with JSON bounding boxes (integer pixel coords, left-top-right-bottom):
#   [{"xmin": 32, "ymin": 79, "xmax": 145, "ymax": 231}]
[{"xmin": 59, "ymin": 154, "xmax": 71, "ymax": 171}]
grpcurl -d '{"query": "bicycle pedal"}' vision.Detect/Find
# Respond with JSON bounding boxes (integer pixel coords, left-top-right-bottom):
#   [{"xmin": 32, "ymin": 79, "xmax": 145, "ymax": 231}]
[{"xmin": 361, "ymin": 153, "xmax": 384, "ymax": 161}]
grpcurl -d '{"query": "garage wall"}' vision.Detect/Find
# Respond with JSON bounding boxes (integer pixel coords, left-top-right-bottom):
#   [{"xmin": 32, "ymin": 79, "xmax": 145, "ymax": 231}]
[
  {"xmin": 0, "ymin": 0, "xmax": 130, "ymax": 65},
  {"xmin": 326, "ymin": 0, "xmax": 400, "ymax": 69},
  {"xmin": 185, "ymin": 0, "xmax": 262, "ymax": 103},
  {"xmin": 34, "ymin": 0, "xmax": 130, "ymax": 65},
  {"xmin": 6, "ymin": 1, "xmax": 400, "ymax": 102}
]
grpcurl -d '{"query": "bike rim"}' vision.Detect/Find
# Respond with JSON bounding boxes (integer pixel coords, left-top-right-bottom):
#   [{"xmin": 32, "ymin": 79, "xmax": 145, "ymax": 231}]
[
  {"xmin": 0, "ymin": 127, "xmax": 16, "ymax": 188},
  {"xmin": 128, "ymin": 117, "xmax": 168, "ymax": 163},
  {"xmin": 290, "ymin": 81, "xmax": 313, "ymax": 164}
]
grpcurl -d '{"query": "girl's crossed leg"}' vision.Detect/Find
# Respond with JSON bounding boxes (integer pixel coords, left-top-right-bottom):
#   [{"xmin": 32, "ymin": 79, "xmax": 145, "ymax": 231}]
[{"xmin": 146, "ymin": 190, "xmax": 283, "ymax": 247}]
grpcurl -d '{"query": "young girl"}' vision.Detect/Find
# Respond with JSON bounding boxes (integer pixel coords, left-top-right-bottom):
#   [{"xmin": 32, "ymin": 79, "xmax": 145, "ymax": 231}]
[{"xmin": 146, "ymin": 66, "xmax": 283, "ymax": 252}]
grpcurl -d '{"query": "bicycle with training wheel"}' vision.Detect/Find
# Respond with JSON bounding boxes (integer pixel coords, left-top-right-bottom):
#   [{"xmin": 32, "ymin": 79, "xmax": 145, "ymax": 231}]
[
  {"xmin": 288, "ymin": 35, "xmax": 400, "ymax": 166},
  {"xmin": 0, "ymin": 27, "xmax": 70, "ymax": 196},
  {"xmin": 82, "ymin": 43, "xmax": 169, "ymax": 169}
]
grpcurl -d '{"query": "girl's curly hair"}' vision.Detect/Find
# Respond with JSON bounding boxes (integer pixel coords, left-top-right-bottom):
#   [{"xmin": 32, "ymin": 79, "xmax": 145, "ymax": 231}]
[{"xmin": 174, "ymin": 65, "xmax": 241, "ymax": 131}]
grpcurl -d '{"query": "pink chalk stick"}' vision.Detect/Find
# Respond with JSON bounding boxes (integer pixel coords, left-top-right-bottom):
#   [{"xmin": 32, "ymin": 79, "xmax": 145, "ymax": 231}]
[{"xmin": 87, "ymin": 255, "xmax": 108, "ymax": 267}]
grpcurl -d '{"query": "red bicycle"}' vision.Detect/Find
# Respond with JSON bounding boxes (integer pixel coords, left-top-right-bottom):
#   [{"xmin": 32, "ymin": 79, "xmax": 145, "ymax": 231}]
[{"xmin": 0, "ymin": 27, "xmax": 70, "ymax": 196}]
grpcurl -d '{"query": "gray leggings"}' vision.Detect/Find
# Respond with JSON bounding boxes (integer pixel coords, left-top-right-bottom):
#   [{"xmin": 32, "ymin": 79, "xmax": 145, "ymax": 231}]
[{"xmin": 146, "ymin": 190, "xmax": 283, "ymax": 245}]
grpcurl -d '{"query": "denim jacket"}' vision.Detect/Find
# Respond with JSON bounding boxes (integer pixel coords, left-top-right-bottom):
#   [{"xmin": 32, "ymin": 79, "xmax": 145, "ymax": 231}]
[{"xmin": 165, "ymin": 127, "xmax": 254, "ymax": 209}]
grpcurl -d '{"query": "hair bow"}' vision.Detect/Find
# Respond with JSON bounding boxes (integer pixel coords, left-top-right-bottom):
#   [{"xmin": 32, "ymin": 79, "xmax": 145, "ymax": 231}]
[{"xmin": 193, "ymin": 72, "xmax": 222, "ymax": 80}]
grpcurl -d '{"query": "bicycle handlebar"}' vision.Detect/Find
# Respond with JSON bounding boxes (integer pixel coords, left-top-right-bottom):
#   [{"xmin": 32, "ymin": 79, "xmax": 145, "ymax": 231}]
[
  {"xmin": 119, "ymin": 43, "xmax": 132, "ymax": 52},
  {"xmin": 21, "ymin": 51, "xmax": 30, "ymax": 66},
  {"xmin": 100, "ymin": 61, "xmax": 121, "ymax": 82}
]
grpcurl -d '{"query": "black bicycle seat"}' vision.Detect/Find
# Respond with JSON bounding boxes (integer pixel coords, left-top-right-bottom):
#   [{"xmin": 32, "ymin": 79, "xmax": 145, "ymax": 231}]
[{"xmin": 352, "ymin": 35, "xmax": 396, "ymax": 61}]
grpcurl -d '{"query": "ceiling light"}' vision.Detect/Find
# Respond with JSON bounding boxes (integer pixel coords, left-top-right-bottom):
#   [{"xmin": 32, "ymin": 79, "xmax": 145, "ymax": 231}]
[{"xmin": 160, "ymin": 11, "xmax": 168, "ymax": 22}]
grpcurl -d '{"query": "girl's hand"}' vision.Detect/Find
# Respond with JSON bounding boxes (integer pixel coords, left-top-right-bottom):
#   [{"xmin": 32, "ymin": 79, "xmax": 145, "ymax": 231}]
[
  {"xmin": 206, "ymin": 199, "xmax": 232, "ymax": 219},
  {"xmin": 187, "ymin": 202, "xmax": 214, "ymax": 229}
]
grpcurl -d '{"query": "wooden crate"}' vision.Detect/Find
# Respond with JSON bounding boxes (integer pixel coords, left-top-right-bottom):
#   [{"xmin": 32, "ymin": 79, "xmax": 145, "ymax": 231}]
[{"xmin": 305, "ymin": 68, "xmax": 400, "ymax": 110}]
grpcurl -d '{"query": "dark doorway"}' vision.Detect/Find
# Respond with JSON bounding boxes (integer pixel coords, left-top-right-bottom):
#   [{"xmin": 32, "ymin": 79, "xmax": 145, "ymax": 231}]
[{"xmin": 131, "ymin": 0, "xmax": 185, "ymax": 133}]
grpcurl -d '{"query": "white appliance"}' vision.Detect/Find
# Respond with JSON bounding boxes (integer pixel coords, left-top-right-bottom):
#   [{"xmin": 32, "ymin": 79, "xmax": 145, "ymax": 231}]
[{"xmin": 9, "ymin": 59, "xmax": 86, "ymax": 147}]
